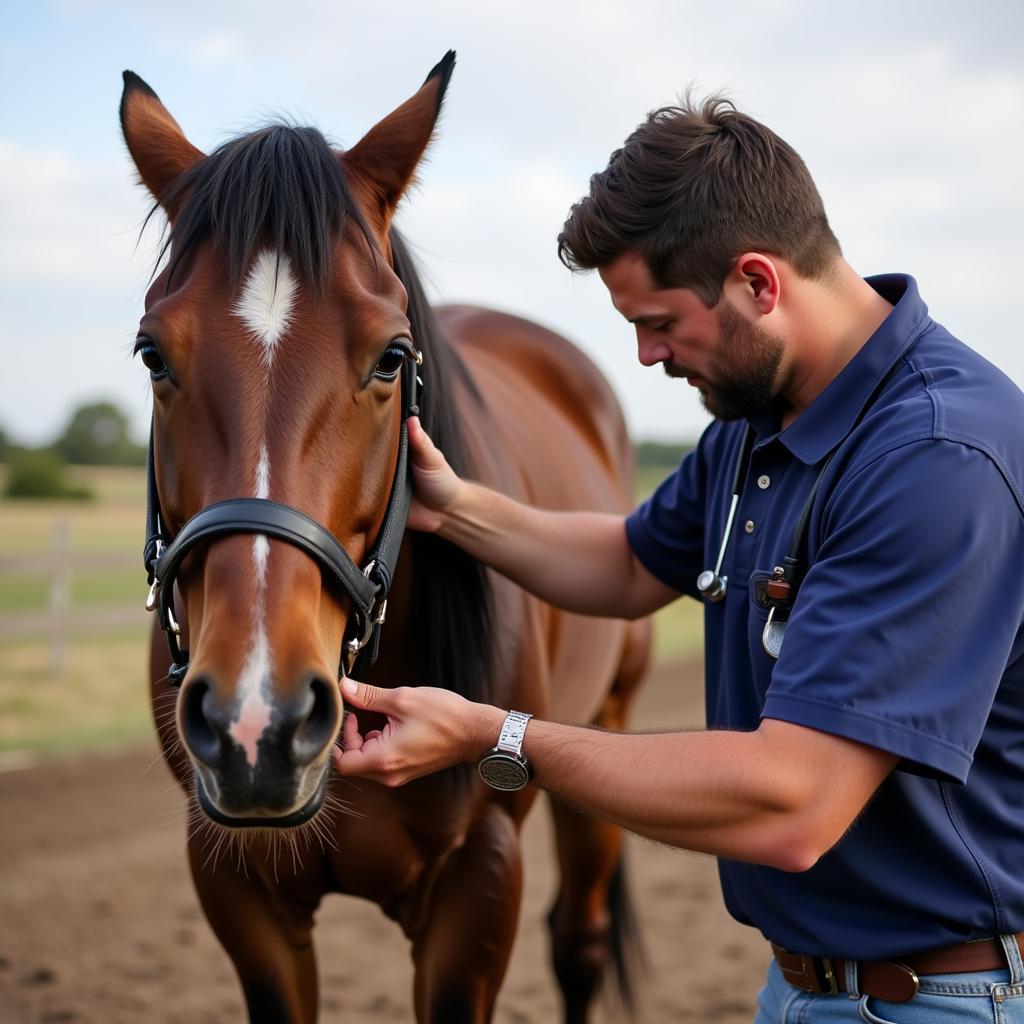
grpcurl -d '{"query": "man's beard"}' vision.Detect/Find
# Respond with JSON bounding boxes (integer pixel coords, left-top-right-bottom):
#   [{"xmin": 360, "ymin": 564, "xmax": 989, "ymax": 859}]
[{"xmin": 664, "ymin": 302, "xmax": 783, "ymax": 421}]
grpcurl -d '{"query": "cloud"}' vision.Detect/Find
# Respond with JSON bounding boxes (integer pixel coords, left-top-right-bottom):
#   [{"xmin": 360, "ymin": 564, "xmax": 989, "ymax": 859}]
[
  {"xmin": 188, "ymin": 31, "xmax": 243, "ymax": 66},
  {"xmin": 0, "ymin": 139, "xmax": 156, "ymax": 443},
  {"xmin": 0, "ymin": 140, "xmax": 156, "ymax": 286},
  {"xmin": 2, "ymin": 1, "xmax": 1022, "ymax": 446}
]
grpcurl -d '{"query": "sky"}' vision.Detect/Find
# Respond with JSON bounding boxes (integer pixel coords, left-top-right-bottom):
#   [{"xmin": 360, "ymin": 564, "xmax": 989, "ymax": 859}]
[{"xmin": 1, "ymin": 0, "xmax": 1022, "ymax": 445}]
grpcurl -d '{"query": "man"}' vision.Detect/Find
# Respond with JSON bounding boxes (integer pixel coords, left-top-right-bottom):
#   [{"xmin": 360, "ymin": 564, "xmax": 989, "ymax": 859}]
[{"xmin": 335, "ymin": 95, "xmax": 1024, "ymax": 1021}]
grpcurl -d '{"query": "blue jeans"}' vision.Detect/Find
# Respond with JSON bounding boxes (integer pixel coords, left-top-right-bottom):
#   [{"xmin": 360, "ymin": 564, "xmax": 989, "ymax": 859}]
[{"xmin": 755, "ymin": 935, "xmax": 1024, "ymax": 1023}]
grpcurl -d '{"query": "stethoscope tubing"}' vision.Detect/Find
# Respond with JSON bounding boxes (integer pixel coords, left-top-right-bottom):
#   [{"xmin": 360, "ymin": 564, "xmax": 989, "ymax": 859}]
[{"xmin": 698, "ymin": 361, "xmax": 902, "ymax": 611}]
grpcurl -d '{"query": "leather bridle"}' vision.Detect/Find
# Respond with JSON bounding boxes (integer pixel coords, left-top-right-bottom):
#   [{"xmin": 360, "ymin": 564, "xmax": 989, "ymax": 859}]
[{"xmin": 143, "ymin": 350, "xmax": 423, "ymax": 687}]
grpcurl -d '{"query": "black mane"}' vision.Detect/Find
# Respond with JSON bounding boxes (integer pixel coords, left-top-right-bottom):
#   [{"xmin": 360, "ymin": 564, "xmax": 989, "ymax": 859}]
[
  {"xmin": 149, "ymin": 124, "xmax": 495, "ymax": 731},
  {"xmin": 391, "ymin": 232, "xmax": 495, "ymax": 717},
  {"xmin": 154, "ymin": 123, "xmax": 376, "ymax": 292}
]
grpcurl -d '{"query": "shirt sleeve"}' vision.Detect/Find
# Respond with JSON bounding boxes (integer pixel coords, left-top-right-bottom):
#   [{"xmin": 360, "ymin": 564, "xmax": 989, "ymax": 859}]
[
  {"xmin": 625, "ymin": 436, "xmax": 708, "ymax": 599},
  {"xmin": 762, "ymin": 438, "xmax": 1024, "ymax": 783}
]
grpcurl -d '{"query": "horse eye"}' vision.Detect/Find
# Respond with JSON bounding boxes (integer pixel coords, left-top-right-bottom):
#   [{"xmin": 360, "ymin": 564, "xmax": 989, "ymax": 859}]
[
  {"xmin": 373, "ymin": 343, "xmax": 409, "ymax": 381},
  {"xmin": 134, "ymin": 338, "xmax": 168, "ymax": 380}
]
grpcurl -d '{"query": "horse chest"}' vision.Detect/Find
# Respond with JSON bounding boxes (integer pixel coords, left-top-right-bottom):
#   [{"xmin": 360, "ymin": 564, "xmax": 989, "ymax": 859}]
[{"xmin": 324, "ymin": 779, "xmax": 474, "ymax": 914}]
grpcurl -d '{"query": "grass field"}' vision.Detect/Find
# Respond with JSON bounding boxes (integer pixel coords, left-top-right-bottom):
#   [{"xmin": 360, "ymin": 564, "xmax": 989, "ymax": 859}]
[{"xmin": 0, "ymin": 462, "xmax": 702, "ymax": 758}]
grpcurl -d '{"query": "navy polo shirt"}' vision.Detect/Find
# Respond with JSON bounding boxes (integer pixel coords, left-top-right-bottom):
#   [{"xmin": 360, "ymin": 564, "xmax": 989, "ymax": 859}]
[{"xmin": 626, "ymin": 275, "xmax": 1024, "ymax": 959}]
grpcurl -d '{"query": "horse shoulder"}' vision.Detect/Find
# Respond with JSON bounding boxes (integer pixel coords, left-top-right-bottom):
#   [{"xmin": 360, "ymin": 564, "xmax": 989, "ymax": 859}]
[{"xmin": 435, "ymin": 304, "xmax": 634, "ymax": 512}]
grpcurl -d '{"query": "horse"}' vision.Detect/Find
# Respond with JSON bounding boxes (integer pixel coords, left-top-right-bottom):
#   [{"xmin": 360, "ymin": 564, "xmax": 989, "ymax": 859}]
[{"xmin": 120, "ymin": 52, "xmax": 651, "ymax": 1023}]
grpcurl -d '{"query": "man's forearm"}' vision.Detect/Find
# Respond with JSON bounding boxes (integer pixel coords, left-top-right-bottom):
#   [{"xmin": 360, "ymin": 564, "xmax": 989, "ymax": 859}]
[
  {"xmin": 336, "ymin": 682, "xmax": 897, "ymax": 871},
  {"xmin": 523, "ymin": 719, "xmax": 811, "ymax": 869},
  {"xmin": 436, "ymin": 481, "xmax": 647, "ymax": 618},
  {"xmin": 466, "ymin": 710, "xmax": 896, "ymax": 873}
]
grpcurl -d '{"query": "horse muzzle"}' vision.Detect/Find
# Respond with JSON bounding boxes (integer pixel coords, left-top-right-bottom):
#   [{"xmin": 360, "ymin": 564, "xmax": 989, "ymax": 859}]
[{"xmin": 180, "ymin": 672, "xmax": 338, "ymax": 826}]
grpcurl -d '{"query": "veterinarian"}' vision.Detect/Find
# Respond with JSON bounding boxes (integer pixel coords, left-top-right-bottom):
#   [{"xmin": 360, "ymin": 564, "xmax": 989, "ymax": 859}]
[{"xmin": 336, "ymin": 95, "xmax": 1024, "ymax": 1022}]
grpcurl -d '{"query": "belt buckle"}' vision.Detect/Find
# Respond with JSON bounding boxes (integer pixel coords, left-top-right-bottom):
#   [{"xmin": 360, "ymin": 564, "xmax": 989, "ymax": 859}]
[{"xmin": 803, "ymin": 955, "xmax": 840, "ymax": 995}]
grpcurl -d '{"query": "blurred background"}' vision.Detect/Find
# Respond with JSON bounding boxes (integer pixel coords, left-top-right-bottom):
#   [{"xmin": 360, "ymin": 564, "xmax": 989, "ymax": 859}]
[
  {"xmin": 0, "ymin": 2, "xmax": 1020, "ymax": 1019},
  {"xmin": 1, "ymin": 0, "xmax": 1020, "ymax": 759}
]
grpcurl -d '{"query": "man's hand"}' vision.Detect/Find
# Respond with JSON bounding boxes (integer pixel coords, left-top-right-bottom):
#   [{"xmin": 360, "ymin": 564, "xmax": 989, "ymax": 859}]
[
  {"xmin": 332, "ymin": 677, "xmax": 504, "ymax": 786},
  {"xmin": 406, "ymin": 416, "xmax": 463, "ymax": 533}
]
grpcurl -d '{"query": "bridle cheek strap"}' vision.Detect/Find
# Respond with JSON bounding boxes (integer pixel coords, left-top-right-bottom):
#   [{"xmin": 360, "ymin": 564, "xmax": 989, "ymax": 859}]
[{"xmin": 144, "ymin": 353, "xmax": 421, "ymax": 686}]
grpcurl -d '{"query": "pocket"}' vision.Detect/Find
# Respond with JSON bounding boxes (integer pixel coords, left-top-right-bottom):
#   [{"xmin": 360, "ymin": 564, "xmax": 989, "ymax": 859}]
[
  {"xmin": 858, "ymin": 996, "xmax": 901, "ymax": 1024},
  {"xmin": 859, "ymin": 993, "xmax": 999, "ymax": 1023},
  {"xmin": 993, "ymin": 979, "xmax": 1024, "ymax": 1023},
  {"xmin": 857, "ymin": 972, "xmax": 1006, "ymax": 1024}
]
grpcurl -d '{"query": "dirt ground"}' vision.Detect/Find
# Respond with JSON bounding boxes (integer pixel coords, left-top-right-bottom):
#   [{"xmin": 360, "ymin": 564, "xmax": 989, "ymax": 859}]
[{"xmin": 0, "ymin": 657, "xmax": 769, "ymax": 1023}]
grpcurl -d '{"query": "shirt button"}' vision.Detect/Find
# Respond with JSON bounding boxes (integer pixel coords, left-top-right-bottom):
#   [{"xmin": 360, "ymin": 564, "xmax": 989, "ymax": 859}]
[
  {"xmin": 744, "ymin": 520, "xmax": 756, "ymax": 534},
  {"xmin": 757, "ymin": 475, "xmax": 771, "ymax": 490}
]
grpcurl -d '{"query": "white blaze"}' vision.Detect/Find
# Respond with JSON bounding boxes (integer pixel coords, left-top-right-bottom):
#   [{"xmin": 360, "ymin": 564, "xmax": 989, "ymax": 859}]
[
  {"xmin": 232, "ymin": 249, "xmax": 298, "ymax": 362},
  {"xmin": 253, "ymin": 445, "xmax": 271, "ymax": 583},
  {"xmin": 227, "ymin": 252, "xmax": 298, "ymax": 768},
  {"xmin": 227, "ymin": 443, "xmax": 274, "ymax": 766},
  {"xmin": 229, "ymin": 632, "xmax": 273, "ymax": 769}
]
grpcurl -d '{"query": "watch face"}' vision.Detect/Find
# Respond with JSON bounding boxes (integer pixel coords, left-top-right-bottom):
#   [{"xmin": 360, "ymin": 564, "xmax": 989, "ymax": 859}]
[{"xmin": 478, "ymin": 752, "xmax": 530, "ymax": 791}]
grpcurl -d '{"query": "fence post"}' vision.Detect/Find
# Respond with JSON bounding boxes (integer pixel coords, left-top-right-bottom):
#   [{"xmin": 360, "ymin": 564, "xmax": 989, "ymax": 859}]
[{"xmin": 49, "ymin": 516, "xmax": 70, "ymax": 677}]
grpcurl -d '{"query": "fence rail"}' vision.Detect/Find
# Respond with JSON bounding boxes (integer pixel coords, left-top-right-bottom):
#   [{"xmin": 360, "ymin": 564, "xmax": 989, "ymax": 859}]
[
  {"xmin": 0, "ymin": 553, "xmax": 139, "ymax": 573},
  {"xmin": 0, "ymin": 517, "xmax": 147, "ymax": 675},
  {"xmin": 0, "ymin": 607, "xmax": 147, "ymax": 640}
]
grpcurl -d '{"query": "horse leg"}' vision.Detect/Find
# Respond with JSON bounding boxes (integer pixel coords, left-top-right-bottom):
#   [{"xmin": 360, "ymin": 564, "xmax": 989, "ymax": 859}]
[
  {"xmin": 547, "ymin": 619, "xmax": 650, "ymax": 1024},
  {"xmin": 411, "ymin": 802, "xmax": 526, "ymax": 1023},
  {"xmin": 188, "ymin": 838, "xmax": 320, "ymax": 1024}
]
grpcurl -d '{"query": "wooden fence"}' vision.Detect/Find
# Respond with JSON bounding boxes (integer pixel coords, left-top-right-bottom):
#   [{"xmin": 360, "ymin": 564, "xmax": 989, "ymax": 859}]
[{"xmin": 0, "ymin": 517, "xmax": 147, "ymax": 676}]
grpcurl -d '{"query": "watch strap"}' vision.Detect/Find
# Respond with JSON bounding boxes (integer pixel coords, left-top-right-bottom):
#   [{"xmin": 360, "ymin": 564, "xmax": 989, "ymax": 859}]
[{"xmin": 495, "ymin": 710, "xmax": 532, "ymax": 755}]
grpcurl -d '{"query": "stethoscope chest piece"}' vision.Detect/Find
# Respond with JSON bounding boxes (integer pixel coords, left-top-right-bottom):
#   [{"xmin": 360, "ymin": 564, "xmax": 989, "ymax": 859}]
[
  {"xmin": 696, "ymin": 569, "xmax": 727, "ymax": 603},
  {"xmin": 697, "ymin": 428, "xmax": 754, "ymax": 607}
]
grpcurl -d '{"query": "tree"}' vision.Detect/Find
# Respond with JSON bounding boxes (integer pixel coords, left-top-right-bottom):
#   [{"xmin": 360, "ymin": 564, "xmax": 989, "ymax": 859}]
[
  {"xmin": 0, "ymin": 424, "xmax": 8, "ymax": 462},
  {"xmin": 634, "ymin": 439, "xmax": 695, "ymax": 469},
  {"xmin": 56, "ymin": 401, "xmax": 146, "ymax": 466},
  {"xmin": 4, "ymin": 447, "xmax": 92, "ymax": 500}
]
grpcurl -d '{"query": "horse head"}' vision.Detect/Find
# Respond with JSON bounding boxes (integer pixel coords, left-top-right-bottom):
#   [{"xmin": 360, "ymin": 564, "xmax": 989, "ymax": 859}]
[{"xmin": 120, "ymin": 54, "xmax": 456, "ymax": 827}]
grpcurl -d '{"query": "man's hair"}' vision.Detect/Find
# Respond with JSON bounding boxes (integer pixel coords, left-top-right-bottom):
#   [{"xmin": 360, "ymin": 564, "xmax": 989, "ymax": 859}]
[{"xmin": 557, "ymin": 94, "xmax": 841, "ymax": 306}]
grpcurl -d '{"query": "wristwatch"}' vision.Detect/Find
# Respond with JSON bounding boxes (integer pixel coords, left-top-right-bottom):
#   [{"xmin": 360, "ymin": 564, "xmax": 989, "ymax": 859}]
[{"xmin": 477, "ymin": 711, "xmax": 533, "ymax": 791}]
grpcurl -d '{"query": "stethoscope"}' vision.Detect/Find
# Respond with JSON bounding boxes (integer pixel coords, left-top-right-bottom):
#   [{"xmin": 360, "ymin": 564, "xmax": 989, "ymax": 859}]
[
  {"xmin": 696, "ymin": 428, "xmax": 755, "ymax": 604},
  {"xmin": 696, "ymin": 425, "xmax": 830, "ymax": 659},
  {"xmin": 697, "ymin": 361, "xmax": 900, "ymax": 660}
]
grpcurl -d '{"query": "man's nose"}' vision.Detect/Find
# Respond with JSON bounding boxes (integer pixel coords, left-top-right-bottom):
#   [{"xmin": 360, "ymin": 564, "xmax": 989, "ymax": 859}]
[{"xmin": 636, "ymin": 331, "xmax": 671, "ymax": 367}]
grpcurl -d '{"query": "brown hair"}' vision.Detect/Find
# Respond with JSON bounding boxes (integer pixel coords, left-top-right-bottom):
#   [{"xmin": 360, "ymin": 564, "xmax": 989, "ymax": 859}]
[{"xmin": 557, "ymin": 94, "xmax": 840, "ymax": 306}]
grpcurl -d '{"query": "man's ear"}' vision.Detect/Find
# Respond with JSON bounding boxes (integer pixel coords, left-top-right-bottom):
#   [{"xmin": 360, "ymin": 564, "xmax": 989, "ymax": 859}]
[
  {"xmin": 731, "ymin": 253, "xmax": 781, "ymax": 316},
  {"xmin": 120, "ymin": 71, "xmax": 205, "ymax": 216},
  {"xmin": 341, "ymin": 51, "xmax": 455, "ymax": 228}
]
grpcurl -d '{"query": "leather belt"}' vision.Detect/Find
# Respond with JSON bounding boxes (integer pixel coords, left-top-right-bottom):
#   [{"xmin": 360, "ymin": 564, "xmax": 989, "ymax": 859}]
[{"xmin": 771, "ymin": 934, "xmax": 1024, "ymax": 1003}]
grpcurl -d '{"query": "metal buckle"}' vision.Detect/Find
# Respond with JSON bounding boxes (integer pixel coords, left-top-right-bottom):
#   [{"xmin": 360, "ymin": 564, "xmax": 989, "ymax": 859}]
[
  {"xmin": 145, "ymin": 540, "xmax": 165, "ymax": 611},
  {"xmin": 343, "ymin": 605, "xmax": 381, "ymax": 676},
  {"xmin": 804, "ymin": 955, "xmax": 840, "ymax": 995}
]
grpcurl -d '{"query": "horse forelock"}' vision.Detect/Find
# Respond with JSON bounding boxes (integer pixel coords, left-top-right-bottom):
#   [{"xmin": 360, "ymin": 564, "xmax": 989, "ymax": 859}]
[{"xmin": 151, "ymin": 122, "xmax": 376, "ymax": 294}]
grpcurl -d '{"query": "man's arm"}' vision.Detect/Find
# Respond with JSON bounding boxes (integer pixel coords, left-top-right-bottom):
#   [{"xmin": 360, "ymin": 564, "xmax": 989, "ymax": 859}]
[
  {"xmin": 333, "ymin": 681, "xmax": 897, "ymax": 872},
  {"xmin": 408, "ymin": 416, "xmax": 680, "ymax": 619}
]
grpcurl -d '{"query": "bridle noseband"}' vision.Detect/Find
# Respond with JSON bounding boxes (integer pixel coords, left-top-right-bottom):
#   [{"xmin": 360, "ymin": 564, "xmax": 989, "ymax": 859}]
[{"xmin": 143, "ymin": 351, "xmax": 423, "ymax": 686}]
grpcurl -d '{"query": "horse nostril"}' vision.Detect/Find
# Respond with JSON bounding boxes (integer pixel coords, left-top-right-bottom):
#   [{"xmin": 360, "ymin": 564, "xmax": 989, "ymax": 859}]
[
  {"xmin": 289, "ymin": 674, "xmax": 339, "ymax": 767},
  {"xmin": 181, "ymin": 676, "xmax": 229, "ymax": 768}
]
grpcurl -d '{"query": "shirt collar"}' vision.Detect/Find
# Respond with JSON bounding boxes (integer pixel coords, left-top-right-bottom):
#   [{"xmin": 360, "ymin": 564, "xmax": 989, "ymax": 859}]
[{"xmin": 749, "ymin": 274, "xmax": 931, "ymax": 465}]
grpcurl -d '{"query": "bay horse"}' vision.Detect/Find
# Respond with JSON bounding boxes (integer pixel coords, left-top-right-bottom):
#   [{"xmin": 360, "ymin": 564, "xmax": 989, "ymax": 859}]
[{"xmin": 121, "ymin": 52, "xmax": 650, "ymax": 1023}]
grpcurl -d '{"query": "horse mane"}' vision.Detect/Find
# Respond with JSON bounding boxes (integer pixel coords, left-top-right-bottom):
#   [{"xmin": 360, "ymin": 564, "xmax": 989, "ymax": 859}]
[
  {"xmin": 146, "ymin": 123, "xmax": 497, "ymax": 726},
  {"xmin": 150, "ymin": 122, "xmax": 377, "ymax": 292},
  {"xmin": 389, "ymin": 233, "xmax": 496, "ymax": 713}
]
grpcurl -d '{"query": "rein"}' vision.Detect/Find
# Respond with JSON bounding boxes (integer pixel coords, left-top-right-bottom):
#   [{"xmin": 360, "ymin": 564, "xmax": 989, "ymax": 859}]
[{"xmin": 143, "ymin": 351, "xmax": 423, "ymax": 686}]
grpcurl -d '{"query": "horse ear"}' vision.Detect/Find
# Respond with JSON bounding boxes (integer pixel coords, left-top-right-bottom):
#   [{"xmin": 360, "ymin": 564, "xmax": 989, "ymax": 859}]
[
  {"xmin": 120, "ymin": 71, "xmax": 205, "ymax": 215},
  {"xmin": 342, "ymin": 51, "xmax": 455, "ymax": 222}
]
